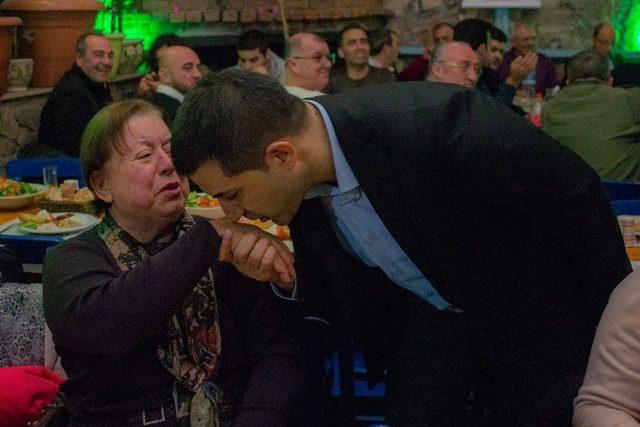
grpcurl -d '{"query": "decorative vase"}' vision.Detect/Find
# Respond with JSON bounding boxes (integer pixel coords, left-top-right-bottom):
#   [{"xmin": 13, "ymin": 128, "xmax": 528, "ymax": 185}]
[
  {"xmin": 105, "ymin": 32, "xmax": 124, "ymax": 80},
  {"xmin": 7, "ymin": 57, "xmax": 34, "ymax": 91},
  {"xmin": 118, "ymin": 38, "xmax": 143, "ymax": 75},
  {"xmin": 0, "ymin": 17, "xmax": 23, "ymax": 96},
  {"xmin": 1, "ymin": 0, "xmax": 104, "ymax": 87}
]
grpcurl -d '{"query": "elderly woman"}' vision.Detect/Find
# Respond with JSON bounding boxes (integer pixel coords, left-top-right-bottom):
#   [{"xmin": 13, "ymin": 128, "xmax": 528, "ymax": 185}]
[{"xmin": 42, "ymin": 100, "xmax": 302, "ymax": 426}]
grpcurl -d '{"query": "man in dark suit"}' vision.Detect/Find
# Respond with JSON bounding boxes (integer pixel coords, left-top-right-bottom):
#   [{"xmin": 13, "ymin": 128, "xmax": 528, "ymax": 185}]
[
  {"xmin": 148, "ymin": 45, "xmax": 202, "ymax": 123},
  {"xmin": 171, "ymin": 70, "xmax": 631, "ymax": 425},
  {"xmin": 22, "ymin": 32, "xmax": 113, "ymax": 158}
]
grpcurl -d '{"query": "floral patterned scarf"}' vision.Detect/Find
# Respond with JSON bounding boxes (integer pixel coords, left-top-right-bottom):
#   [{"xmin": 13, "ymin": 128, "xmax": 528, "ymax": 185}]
[{"xmin": 97, "ymin": 212, "xmax": 231, "ymax": 426}]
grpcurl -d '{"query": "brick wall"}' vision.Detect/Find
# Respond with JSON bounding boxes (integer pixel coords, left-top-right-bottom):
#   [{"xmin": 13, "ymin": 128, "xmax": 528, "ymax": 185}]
[{"xmin": 142, "ymin": 0, "xmax": 388, "ymax": 26}]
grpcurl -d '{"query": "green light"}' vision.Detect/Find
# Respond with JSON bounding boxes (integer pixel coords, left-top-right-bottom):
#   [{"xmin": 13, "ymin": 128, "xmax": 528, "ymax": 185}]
[{"xmin": 94, "ymin": 1, "xmax": 182, "ymax": 71}]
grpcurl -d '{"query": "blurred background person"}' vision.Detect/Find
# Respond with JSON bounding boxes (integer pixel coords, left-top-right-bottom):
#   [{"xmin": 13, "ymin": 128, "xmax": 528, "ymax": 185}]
[
  {"xmin": 368, "ymin": 29, "xmax": 401, "ymax": 73},
  {"xmin": 284, "ymin": 33, "xmax": 331, "ymax": 98},
  {"xmin": 326, "ymin": 24, "xmax": 395, "ymax": 94},
  {"xmin": 398, "ymin": 22, "xmax": 453, "ymax": 81},
  {"xmin": 21, "ymin": 32, "xmax": 113, "ymax": 158},
  {"xmin": 148, "ymin": 46, "xmax": 202, "ymax": 123},
  {"xmin": 497, "ymin": 23, "xmax": 558, "ymax": 95},
  {"xmin": 427, "ymin": 41, "xmax": 479, "ymax": 88},
  {"xmin": 542, "ymin": 50, "xmax": 640, "ymax": 181},
  {"xmin": 233, "ymin": 28, "xmax": 285, "ymax": 83}
]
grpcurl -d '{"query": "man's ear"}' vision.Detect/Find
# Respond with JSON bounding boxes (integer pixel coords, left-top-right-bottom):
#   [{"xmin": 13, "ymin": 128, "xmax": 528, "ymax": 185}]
[
  {"xmin": 265, "ymin": 48, "xmax": 272, "ymax": 63},
  {"xmin": 606, "ymin": 76, "xmax": 614, "ymax": 86},
  {"xmin": 337, "ymin": 46, "xmax": 345, "ymax": 59},
  {"xmin": 157, "ymin": 66, "xmax": 170, "ymax": 84},
  {"xmin": 90, "ymin": 170, "xmax": 114, "ymax": 204},
  {"xmin": 75, "ymin": 52, "xmax": 83, "ymax": 67},
  {"xmin": 265, "ymin": 141, "xmax": 297, "ymax": 171}
]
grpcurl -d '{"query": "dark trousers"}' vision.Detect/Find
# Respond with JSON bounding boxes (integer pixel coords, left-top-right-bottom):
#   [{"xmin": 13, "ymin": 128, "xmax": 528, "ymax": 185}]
[{"xmin": 385, "ymin": 297, "xmax": 581, "ymax": 426}]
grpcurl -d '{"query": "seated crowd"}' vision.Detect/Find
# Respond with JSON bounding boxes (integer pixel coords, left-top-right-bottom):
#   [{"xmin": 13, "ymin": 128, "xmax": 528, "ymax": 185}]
[{"xmin": 4, "ymin": 16, "xmax": 640, "ymax": 427}]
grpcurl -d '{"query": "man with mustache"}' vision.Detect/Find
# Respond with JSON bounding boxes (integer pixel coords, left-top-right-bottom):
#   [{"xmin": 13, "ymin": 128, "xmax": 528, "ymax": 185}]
[{"xmin": 27, "ymin": 32, "xmax": 113, "ymax": 158}]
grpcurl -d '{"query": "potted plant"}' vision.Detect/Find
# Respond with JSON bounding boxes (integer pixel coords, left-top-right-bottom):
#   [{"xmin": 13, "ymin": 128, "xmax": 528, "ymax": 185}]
[
  {"xmin": 103, "ymin": 0, "xmax": 124, "ymax": 80},
  {"xmin": 6, "ymin": 25, "xmax": 32, "ymax": 91},
  {"xmin": 1, "ymin": 0, "xmax": 103, "ymax": 87},
  {"xmin": 0, "ymin": 0, "xmax": 22, "ymax": 96}
]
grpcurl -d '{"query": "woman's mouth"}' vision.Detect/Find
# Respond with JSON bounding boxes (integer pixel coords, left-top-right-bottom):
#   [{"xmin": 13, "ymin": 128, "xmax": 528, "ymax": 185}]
[{"xmin": 159, "ymin": 181, "xmax": 182, "ymax": 197}]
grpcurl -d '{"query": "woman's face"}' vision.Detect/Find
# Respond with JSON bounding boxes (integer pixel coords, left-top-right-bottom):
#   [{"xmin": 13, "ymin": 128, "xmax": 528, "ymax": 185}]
[{"xmin": 95, "ymin": 113, "xmax": 188, "ymax": 232}]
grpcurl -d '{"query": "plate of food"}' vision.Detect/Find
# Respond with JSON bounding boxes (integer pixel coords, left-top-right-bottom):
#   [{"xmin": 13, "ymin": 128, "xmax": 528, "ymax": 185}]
[
  {"xmin": 185, "ymin": 192, "xmax": 225, "ymax": 219},
  {"xmin": 0, "ymin": 179, "xmax": 46, "ymax": 210},
  {"xmin": 18, "ymin": 210, "xmax": 100, "ymax": 235}
]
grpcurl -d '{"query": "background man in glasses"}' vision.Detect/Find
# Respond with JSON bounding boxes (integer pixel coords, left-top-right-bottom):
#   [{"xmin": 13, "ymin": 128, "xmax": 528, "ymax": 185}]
[
  {"xmin": 283, "ymin": 33, "xmax": 332, "ymax": 99},
  {"xmin": 427, "ymin": 41, "xmax": 479, "ymax": 88}
]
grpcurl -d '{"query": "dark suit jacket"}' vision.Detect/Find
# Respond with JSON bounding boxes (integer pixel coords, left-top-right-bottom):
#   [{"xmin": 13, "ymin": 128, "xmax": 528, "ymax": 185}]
[
  {"xmin": 38, "ymin": 64, "xmax": 112, "ymax": 157},
  {"xmin": 148, "ymin": 92, "xmax": 181, "ymax": 123},
  {"xmin": 291, "ymin": 81, "xmax": 631, "ymax": 379}
]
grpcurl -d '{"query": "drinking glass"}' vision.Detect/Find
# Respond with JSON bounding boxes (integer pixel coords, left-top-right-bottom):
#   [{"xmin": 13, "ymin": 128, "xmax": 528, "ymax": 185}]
[{"xmin": 42, "ymin": 165, "xmax": 58, "ymax": 187}]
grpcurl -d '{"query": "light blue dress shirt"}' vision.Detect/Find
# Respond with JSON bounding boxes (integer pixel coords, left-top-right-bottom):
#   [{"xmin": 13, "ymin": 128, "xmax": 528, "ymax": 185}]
[{"xmin": 304, "ymin": 100, "xmax": 457, "ymax": 312}]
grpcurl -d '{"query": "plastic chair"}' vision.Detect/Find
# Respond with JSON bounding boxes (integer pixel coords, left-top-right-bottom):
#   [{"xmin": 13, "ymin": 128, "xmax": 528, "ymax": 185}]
[
  {"xmin": 601, "ymin": 179, "xmax": 640, "ymax": 201},
  {"xmin": 5, "ymin": 158, "xmax": 84, "ymax": 187}
]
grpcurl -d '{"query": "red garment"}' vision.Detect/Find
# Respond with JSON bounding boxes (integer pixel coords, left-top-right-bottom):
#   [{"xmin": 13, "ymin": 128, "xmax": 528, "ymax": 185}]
[
  {"xmin": 397, "ymin": 56, "xmax": 430, "ymax": 81},
  {"xmin": 0, "ymin": 366, "xmax": 63, "ymax": 426}
]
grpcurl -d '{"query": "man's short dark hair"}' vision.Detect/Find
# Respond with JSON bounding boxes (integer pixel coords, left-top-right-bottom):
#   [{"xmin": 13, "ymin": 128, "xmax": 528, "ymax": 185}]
[
  {"xmin": 76, "ymin": 32, "xmax": 105, "ymax": 56},
  {"xmin": 489, "ymin": 26, "xmax": 507, "ymax": 43},
  {"xmin": 370, "ymin": 29, "xmax": 395, "ymax": 56},
  {"xmin": 453, "ymin": 19, "xmax": 492, "ymax": 50},
  {"xmin": 147, "ymin": 34, "xmax": 185, "ymax": 73},
  {"xmin": 567, "ymin": 50, "xmax": 610, "ymax": 83},
  {"xmin": 172, "ymin": 70, "xmax": 308, "ymax": 176},
  {"xmin": 339, "ymin": 23, "xmax": 368, "ymax": 47},
  {"xmin": 237, "ymin": 29, "xmax": 270, "ymax": 54}
]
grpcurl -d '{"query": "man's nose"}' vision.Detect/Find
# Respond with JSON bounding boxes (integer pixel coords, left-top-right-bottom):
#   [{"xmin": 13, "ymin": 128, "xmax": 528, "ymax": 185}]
[{"xmin": 219, "ymin": 198, "xmax": 243, "ymax": 222}]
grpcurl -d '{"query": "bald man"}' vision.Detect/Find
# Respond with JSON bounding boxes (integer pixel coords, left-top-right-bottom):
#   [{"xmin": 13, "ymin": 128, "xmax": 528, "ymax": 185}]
[
  {"xmin": 427, "ymin": 42, "xmax": 479, "ymax": 88},
  {"xmin": 284, "ymin": 33, "xmax": 331, "ymax": 99},
  {"xmin": 592, "ymin": 22, "xmax": 617, "ymax": 72},
  {"xmin": 148, "ymin": 45, "xmax": 202, "ymax": 122},
  {"xmin": 496, "ymin": 23, "xmax": 558, "ymax": 95}
]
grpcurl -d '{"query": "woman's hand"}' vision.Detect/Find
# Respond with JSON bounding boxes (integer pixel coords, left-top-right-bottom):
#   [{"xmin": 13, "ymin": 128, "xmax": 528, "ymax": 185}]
[{"xmin": 212, "ymin": 219, "xmax": 295, "ymax": 291}]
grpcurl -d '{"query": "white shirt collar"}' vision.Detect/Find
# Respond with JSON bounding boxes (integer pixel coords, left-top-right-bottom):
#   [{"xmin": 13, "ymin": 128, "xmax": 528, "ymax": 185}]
[{"xmin": 155, "ymin": 83, "xmax": 185, "ymax": 103}]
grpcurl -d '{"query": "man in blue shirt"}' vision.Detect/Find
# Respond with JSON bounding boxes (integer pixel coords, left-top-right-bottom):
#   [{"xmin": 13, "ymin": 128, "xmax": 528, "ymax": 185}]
[{"xmin": 171, "ymin": 70, "xmax": 630, "ymax": 425}]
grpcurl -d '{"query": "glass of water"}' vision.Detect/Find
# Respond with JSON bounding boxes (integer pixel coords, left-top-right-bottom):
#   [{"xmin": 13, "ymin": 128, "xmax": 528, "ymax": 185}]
[{"xmin": 42, "ymin": 165, "xmax": 58, "ymax": 187}]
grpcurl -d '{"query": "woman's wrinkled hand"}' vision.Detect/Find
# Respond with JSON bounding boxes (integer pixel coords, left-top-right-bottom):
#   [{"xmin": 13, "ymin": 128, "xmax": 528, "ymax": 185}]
[{"xmin": 211, "ymin": 219, "xmax": 295, "ymax": 291}]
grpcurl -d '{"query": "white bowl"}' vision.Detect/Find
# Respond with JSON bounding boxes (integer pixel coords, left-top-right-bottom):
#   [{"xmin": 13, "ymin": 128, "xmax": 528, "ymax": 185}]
[{"xmin": 0, "ymin": 183, "xmax": 46, "ymax": 210}]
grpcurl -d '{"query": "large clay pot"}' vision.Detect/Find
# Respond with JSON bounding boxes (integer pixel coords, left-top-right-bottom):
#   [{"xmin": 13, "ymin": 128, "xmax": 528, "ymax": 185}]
[
  {"xmin": 0, "ymin": 17, "xmax": 23, "ymax": 96},
  {"xmin": 1, "ymin": 0, "xmax": 103, "ymax": 87}
]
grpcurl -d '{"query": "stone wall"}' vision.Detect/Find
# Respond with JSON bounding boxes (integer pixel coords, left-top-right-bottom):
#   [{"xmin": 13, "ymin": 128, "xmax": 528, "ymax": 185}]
[
  {"xmin": 0, "ymin": 75, "xmax": 140, "ymax": 169},
  {"xmin": 384, "ymin": 0, "xmax": 621, "ymax": 50}
]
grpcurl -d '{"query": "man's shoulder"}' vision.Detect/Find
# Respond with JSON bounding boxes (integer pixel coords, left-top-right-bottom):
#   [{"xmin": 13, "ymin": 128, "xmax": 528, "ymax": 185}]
[{"xmin": 366, "ymin": 66, "xmax": 396, "ymax": 83}]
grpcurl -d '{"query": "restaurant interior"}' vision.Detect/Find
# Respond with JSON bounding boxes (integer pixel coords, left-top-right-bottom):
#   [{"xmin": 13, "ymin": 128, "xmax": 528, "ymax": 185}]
[{"xmin": 0, "ymin": 0, "xmax": 640, "ymax": 425}]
